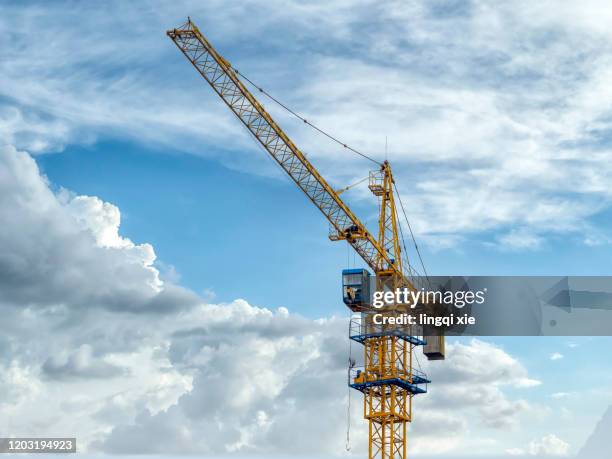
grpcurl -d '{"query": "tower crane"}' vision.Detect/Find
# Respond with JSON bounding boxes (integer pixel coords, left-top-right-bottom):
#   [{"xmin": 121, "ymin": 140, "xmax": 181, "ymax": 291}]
[{"xmin": 167, "ymin": 18, "xmax": 445, "ymax": 459}]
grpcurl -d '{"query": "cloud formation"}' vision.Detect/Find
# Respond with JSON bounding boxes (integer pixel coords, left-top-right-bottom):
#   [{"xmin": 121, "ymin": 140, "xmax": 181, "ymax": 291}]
[
  {"xmin": 0, "ymin": 147, "xmax": 543, "ymax": 456},
  {"xmin": 507, "ymin": 434, "xmax": 570, "ymax": 456},
  {"xmin": 41, "ymin": 344, "xmax": 128, "ymax": 381},
  {"xmin": 0, "ymin": 146, "xmax": 198, "ymax": 314}
]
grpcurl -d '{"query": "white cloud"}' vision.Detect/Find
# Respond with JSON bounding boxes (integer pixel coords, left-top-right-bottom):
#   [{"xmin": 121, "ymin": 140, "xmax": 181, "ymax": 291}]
[
  {"xmin": 99, "ymin": 330, "xmax": 542, "ymax": 456},
  {"xmin": 0, "ymin": 146, "xmax": 198, "ymax": 313},
  {"xmin": 0, "ymin": 360, "xmax": 42, "ymax": 412},
  {"xmin": 528, "ymin": 434, "xmax": 571, "ymax": 456},
  {"xmin": 550, "ymin": 352, "xmax": 564, "ymax": 361},
  {"xmin": 0, "ymin": 147, "xmax": 545, "ymax": 456},
  {"xmin": 506, "ymin": 434, "xmax": 570, "ymax": 457},
  {"xmin": 407, "ymin": 337, "xmax": 548, "ymax": 455},
  {"xmin": 497, "ymin": 229, "xmax": 544, "ymax": 250},
  {"xmin": 42, "ymin": 344, "xmax": 128, "ymax": 380},
  {"xmin": 0, "ymin": 146, "xmax": 197, "ymax": 446}
]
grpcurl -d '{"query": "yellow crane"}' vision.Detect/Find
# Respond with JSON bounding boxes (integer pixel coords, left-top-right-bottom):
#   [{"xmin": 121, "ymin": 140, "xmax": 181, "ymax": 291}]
[{"xmin": 167, "ymin": 18, "xmax": 444, "ymax": 459}]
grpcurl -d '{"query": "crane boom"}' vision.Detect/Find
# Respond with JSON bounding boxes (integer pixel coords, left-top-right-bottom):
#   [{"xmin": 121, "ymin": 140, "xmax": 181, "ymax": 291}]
[{"xmin": 167, "ymin": 19, "xmax": 399, "ymax": 277}]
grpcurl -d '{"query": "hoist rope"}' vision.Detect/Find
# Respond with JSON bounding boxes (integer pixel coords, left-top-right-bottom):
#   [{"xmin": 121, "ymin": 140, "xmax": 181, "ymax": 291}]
[
  {"xmin": 230, "ymin": 65, "xmax": 431, "ymax": 288},
  {"xmin": 393, "ymin": 184, "xmax": 430, "ymax": 283},
  {"xmin": 346, "ymin": 383, "xmax": 351, "ymax": 451},
  {"xmin": 395, "ymin": 203, "xmax": 424, "ymax": 280},
  {"xmin": 232, "ymin": 67, "xmax": 383, "ymax": 166},
  {"xmin": 346, "ymin": 316, "xmax": 354, "ymax": 452}
]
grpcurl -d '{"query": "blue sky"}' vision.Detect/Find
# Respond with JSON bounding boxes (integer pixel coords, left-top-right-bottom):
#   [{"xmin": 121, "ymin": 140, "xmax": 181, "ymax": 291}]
[{"xmin": 1, "ymin": 0, "xmax": 612, "ymax": 457}]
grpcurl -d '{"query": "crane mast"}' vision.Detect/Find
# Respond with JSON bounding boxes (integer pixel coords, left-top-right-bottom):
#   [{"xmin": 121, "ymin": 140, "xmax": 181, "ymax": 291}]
[{"xmin": 167, "ymin": 18, "xmax": 442, "ymax": 459}]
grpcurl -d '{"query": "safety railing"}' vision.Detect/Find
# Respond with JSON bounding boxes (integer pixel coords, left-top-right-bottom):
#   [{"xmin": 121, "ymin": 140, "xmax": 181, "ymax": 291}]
[
  {"xmin": 348, "ymin": 366, "xmax": 429, "ymax": 393},
  {"xmin": 348, "ymin": 315, "xmax": 426, "ymax": 346}
]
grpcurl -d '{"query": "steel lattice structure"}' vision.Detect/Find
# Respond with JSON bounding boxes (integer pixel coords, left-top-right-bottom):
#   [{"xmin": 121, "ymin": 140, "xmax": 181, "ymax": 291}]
[
  {"xmin": 166, "ymin": 19, "xmax": 406, "ymax": 277},
  {"xmin": 167, "ymin": 18, "xmax": 437, "ymax": 459}
]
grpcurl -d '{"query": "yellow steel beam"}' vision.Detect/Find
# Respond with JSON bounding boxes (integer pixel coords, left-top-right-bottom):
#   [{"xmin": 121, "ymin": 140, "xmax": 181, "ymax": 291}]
[{"xmin": 166, "ymin": 19, "xmax": 410, "ymax": 283}]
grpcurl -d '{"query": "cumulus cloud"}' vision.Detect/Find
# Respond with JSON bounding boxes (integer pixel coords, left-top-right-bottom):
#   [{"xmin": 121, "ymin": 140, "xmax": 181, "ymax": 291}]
[
  {"xmin": 550, "ymin": 352, "xmax": 564, "ymax": 361},
  {"xmin": 415, "ymin": 338, "xmax": 540, "ymax": 443},
  {"xmin": 506, "ymin": 434, "xmax": 570, "ymax": 456},
  {"xmin": 41, "ymin": 344, "xmax": 128, "ymax": 380},
  {"xmin": 99, "ymin": 302, "xmax": 353, "ymax": 455},
  {"xmin": 0, "ymin": 147, "xmax": 544, "ymax": 456},
  {"xmin": 528, "ymin": 435, "xmax": 570, "ymax": 456},
  {"xmin": 0, "ymin": 147, "xmax": 196, "ymax": 443},
  {"xmin": 0, "ymin": 360, "xmax": 42, "ymax": 410},
  {"xmin": 0, "ymin": 146, "xmax": 198, "ymax": 314},
  {"xmin": 101, "ymin": 335, "xmax": 541, "ymax": 456}
]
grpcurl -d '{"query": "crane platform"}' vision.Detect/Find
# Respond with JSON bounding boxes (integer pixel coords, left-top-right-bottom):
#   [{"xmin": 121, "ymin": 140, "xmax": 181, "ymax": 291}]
[
  {"xmin": 349, "ymin": 367, "xmax": 430, "ymax": 394},
  {"xmin": 349, "ymin": 316, "xmax": 427, "ymax": 346}
]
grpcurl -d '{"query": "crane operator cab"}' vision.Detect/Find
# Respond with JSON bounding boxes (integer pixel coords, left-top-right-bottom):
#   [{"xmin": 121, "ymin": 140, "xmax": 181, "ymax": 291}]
[{"xmin": 342, "ymin": 268, "xmax": 371, "ymax": 311}]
